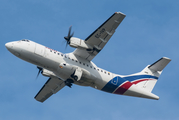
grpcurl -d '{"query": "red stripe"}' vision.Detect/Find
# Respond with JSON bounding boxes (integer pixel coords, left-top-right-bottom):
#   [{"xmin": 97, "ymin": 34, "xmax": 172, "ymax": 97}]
[
  {"xmin": 131, "ymin": 79, "xmax": 149, "ymax": 84},
  {"xmin": 114, "ymin": 81, "xmax": 133, "ymax": 95},
  {"xmin": 114, "ymin": 79, "xmax": 156, "ymax": 95}
]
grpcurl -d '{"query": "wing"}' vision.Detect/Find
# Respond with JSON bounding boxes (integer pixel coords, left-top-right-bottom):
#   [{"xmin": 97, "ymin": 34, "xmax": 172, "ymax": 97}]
[
  {"xmin": 73, "ymin": 12, "xmax": 126, "ymax": 61},
  {"xmin": 35, "ymin": 77, "xmax": 65, "ymax": 102}
]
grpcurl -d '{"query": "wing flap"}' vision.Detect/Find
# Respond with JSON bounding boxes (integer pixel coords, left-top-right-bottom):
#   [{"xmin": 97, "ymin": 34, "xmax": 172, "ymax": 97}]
[{"xmin": 35, "ymin": 77, "xmax": 65, "ymax": 102}]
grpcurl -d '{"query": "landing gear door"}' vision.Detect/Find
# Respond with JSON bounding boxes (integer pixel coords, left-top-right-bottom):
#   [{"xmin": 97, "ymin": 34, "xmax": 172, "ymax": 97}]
[{"xmin": 74, "ymin": 67, "xmax": 82, "ymax": 81}]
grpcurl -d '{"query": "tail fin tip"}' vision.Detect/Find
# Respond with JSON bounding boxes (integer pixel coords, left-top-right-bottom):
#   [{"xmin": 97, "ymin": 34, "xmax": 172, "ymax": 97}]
[{"xmin": 148, "ymin": 57, "xmax": 171, "ymax": 72}]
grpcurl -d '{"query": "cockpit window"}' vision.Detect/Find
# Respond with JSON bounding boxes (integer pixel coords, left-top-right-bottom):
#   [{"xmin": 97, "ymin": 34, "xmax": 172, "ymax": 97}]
[{"xmin": 21, "ymin": 39, "xmax": 29, "ymax": 42}]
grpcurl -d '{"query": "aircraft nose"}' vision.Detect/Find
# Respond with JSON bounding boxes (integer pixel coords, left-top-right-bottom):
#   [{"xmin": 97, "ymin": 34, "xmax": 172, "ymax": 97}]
[
  {"xmin": 5, "ymin": 42, "xmax": 15, "ymax": 53},
  {"xmin": 5, "ymin": 41, "xmax": 21, "ymax": 56},
  {"xmin": 5, "ymin": 42, "xmax": 13, "ymax": 50}
]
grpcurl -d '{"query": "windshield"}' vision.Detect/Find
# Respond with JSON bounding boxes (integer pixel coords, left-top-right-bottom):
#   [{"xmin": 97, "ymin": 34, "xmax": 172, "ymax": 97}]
[{"xmin": 21, "ymin": 39, "xmax": 30, "ymax": 42}]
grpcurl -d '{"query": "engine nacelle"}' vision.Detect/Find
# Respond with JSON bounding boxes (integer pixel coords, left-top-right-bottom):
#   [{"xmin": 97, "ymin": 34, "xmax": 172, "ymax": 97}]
[
  {"xmin": 69, "ymin": 37, "xmax": 92, "ymax": 50},
  {"xmin": 42, "ymin": 68, "xmax": 58, "ymax": 78}
]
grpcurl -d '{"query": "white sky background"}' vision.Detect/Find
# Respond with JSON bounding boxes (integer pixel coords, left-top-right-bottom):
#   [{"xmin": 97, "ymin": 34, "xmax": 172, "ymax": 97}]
[{"xmin": 1, "ymin": 0, "xmax": 179, "ymax": 120}]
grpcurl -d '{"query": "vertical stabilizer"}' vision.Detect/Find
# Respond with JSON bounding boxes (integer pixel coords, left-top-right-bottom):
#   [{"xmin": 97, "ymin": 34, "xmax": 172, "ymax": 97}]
[
  {"xmin": 123, "ymin": 57, "xmax": 171, "ymax": 100},
  {"xmin": 139, "ymin": 57, "xmax": 171, "ymax": 93}
]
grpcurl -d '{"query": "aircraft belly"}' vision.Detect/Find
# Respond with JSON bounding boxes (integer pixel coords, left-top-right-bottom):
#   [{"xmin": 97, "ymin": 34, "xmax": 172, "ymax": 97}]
[
  {"xmin": 73, "ymin": 79, "xmax": 93, "ymax": 86},
  {"xmin": 123, "ymin": 85, "xmax": 159, "ymax": 100},
  {"xmin": 91, "ymin": 72, "xmax": 113, "ymax": 90}
]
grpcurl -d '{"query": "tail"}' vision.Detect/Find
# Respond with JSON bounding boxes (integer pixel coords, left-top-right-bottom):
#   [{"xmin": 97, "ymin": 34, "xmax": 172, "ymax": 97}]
[
  {"xmin": 139, "ymin": 57, "xmax": 171, "ymax": 92},
  {"xmin": 123, "ymin": 57, "xmax": 171, "ymax": 100}
]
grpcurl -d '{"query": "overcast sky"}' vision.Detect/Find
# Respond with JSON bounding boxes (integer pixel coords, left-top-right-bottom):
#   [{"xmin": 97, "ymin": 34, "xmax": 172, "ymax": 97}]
[{"xmin": 1, "ymin": 0, "xmax": 179, "ymax": 120}]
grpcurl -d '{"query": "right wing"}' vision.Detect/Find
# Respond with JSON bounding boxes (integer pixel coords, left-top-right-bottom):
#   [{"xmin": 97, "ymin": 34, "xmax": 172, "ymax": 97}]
[
  {"xmin": 73, "ymin": 12, "xmax": 126, "ymax": 61},
  {"xmin": 35, "ymin": 77, "xmax": 65, "ymax": 102}
]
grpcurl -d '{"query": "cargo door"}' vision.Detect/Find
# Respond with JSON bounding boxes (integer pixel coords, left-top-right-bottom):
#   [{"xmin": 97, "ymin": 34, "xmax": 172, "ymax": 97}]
[{"xmin": 34, "ymin": 43, "xmax": 45, "ymax": 56}]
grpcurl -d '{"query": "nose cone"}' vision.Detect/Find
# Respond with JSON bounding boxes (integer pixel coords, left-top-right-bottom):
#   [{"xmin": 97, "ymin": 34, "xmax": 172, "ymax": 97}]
[
  {"xmin": 5, "ymin": 42, "xmax": 15, "ymax": 53},
  {"xmin": 5, "ymin": 42, "xmax": 12, "ymax": 50},
  {"xmin": 5, "ymin": 42, "xmax": 20, "ymax": 56}
]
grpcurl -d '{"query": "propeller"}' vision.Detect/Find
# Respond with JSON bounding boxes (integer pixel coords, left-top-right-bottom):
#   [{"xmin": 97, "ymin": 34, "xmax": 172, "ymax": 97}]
[
  {"xmin": 36, "ymin": 66, "xmax": 43, "ymax": 79},
  {"xmin": 64, "ymin": 26, "xmax": 74, "ymax": 48}
]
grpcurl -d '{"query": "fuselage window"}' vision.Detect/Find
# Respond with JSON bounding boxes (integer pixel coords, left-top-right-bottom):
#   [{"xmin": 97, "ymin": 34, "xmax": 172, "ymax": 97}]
[
  {"xmin": 58, "ymin": 53, "xmax": 60, "ymax": 55},
  {"xmin": 108, "ymin": 73, "xmax": 110, "ymax": 75},
  {"xmin": 50, "ymin": 50, "xmax": 52, "ymax": 52},
  {"xmin": 90, "ymin": 66, "xmax": 92, "ymax": 68},
  {"xmin": 72, "ymin": 59, "xmax": 74, "ymax": 61},
  {"xmin": 61, "ymin": 54, "xmax": 63, "ymax": 57},
  {"xmin": 75, "ymin": 60, "xmax": 78, "ymax": 62},
  {"xmin": 68, "ymin": 57, "xmax": 70, "ymax": 59},
  {"xmin": 104, "ymin": 71, "xmax": 106, "ymax": 74},
  {"xmin": 54, "ymin": 52, "xmax": 56, "ymax": 54},
  {"xmin": 94, "ymin": 67, "xmax": 96, "ymax": 70},
  {"xmin": 87, "ymin": 64, "xmax": 89, "ymax": 67},
  {"xmin": 79, "ymin": 62, "xmax": 81, "ymax": 64},
  {"xmin": 101, "ymin": 70, "xmax": 103, "ymax": 72},
  {"xmin": 97, "ymin": 69, "xmax": 99, "ymax": 71},
  {"xmin": 83, "ymin": 63, "xmax": 85, "ymax": 65}
]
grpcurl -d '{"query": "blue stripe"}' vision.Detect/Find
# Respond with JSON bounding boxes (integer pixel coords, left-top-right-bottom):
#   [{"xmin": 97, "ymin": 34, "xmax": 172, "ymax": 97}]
[
  {"xmin": 123, "ymin": 75, "xmax": 158, "ymax": 82},
  {"xmin": 101, "ymin": 75, "xmax": 158, "ymax": 93},
  {"xmin": 101, "ymin": 76, "xmax": 125, "ymax": 93}
]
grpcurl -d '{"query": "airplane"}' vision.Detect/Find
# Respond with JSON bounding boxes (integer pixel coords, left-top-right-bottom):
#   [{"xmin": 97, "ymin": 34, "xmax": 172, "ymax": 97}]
[{"xmin": 5, "ymin": 12, "xmax": 171, "ymax": 103}]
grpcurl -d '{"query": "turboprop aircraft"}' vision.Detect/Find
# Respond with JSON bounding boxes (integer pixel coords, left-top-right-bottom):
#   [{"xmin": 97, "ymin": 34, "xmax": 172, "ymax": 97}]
[{"xmin": 5, "ymin": 12, "xmax": 171, "ymax": 102}]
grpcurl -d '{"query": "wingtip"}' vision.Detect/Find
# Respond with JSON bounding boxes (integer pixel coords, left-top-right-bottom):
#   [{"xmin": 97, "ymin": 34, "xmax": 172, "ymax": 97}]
[
  {"xmin": 115, "ymin": 11, "xmax": 126, "ymax": 16},
  {"xmin": 162, "ymin": 57, "xmax": 171, "ymax": 61}
]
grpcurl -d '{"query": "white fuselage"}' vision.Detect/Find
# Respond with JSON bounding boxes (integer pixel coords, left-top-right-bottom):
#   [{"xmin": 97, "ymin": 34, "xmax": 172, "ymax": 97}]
[
  {"xmin": 5, "ymin": 40, "xmax": 160, "ymax": 100},
  {"xmin": 5, "ymin": 40, "xmax": 114, "ymax": 90}
]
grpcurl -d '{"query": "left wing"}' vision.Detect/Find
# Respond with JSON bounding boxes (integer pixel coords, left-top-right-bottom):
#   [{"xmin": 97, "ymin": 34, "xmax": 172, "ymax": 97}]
[
  {"xmin": 35, "ymin": 77, "xmax": 65, "ymax": 102},
  {"xmin": 73, "ymin": 12, "xmax": 126, "ymax": 61}
]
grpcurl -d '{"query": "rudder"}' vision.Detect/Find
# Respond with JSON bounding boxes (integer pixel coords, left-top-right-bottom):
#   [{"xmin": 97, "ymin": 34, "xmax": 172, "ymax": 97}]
[{"xmin": 138, "ymin": 57, "xmax": 171, "ymax": 92}]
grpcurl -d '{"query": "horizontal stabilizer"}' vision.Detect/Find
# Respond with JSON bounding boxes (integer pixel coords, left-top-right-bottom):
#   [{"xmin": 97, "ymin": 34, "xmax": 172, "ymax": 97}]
[{"xmin": 148, "ymin": 57, "xmax": 171, "ymax": 71}]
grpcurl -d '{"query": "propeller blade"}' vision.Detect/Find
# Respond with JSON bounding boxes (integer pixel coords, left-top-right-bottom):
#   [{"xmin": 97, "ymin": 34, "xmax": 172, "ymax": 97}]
[
  {"xmin": 68, "ymin": 26, "xmax": 72, "ymax": 37},
  {"xmin": 64, "ymin": 26, "xmax": 74, "ymax": 48},
  {"xmin": 71, "ymin": 31, "xmax": 74, "ymax": 38},
  {"xmin": 36, "ymin": 66, "xmax": 43, "ymax": 79},
  {"xmin": 65, "ymin": 42, "xmax": 68, "ymax": 49}
]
